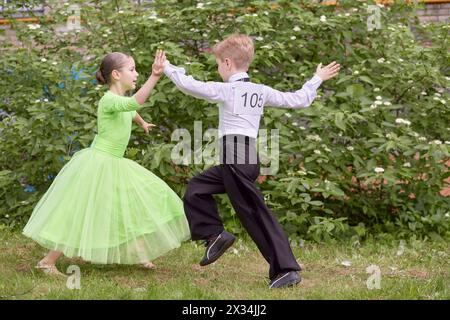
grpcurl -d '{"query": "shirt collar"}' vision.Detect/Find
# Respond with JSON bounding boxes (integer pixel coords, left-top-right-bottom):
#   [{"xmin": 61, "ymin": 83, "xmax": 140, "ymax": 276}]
[{"xmin": 227, "ymin": 72, "xmax": 249, "ymax": 83}]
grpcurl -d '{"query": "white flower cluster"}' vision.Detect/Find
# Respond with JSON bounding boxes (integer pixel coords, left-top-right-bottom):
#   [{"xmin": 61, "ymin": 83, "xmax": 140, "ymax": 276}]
[
  {"xmin": 306, "ymin": 134, "xmax": 322, "ymax": 142},
  {"xmin": 27, "ymin": 24, "xmax": 41, "ymax": 30},
  {"xmin": 321, "ymin": 144, "xmax": 331, "ymax": 153},
  {"xmin": 386, "ymin": 133, "xmax": 395, "ymax": 139},
  {"xmin": 374, "ymin": 167, "xmax": 384, "ymax": 173},
  {"xmin": 377, "ymin": 57, "xmax": 391, "ymax": 64},
  {"xmin": 102, "ymin": 28, "xmax": 113, "ymax": 38},
  {"xmin": 395, "ymin": 118, "xmax": 411, "ymax": 126},
  {"xmin": 148, "ymin": 13, "xmax": 164, "ymax": 23},
  {"xmin": 369, "ymin": 96, "xmax": 391, "ymax": 109},
  {"xmin": 433, "ymin": 92, "xmax": 447, "ymax": 104}
]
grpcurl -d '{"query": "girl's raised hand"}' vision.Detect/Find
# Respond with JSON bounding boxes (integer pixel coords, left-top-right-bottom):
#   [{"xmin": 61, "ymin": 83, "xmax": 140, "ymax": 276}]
[{"xmin": 151, "ymin": 49, "xmax": 166, "ymax": 77}]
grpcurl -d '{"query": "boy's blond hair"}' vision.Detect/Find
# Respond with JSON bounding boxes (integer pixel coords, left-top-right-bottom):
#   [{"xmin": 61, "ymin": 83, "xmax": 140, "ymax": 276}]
[{"xmin": 212, "ymin": 34, "xmax": 254, "ymax": 70}]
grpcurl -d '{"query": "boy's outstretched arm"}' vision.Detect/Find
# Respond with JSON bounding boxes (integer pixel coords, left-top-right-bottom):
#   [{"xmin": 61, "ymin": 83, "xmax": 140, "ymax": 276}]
[
  {"xmin": 163, "ymin": 61, "xmax": 227, "ymax": 104},
  {"xmin": 265, "ymin": 61, "xmax": 340, "ymax": 109}
]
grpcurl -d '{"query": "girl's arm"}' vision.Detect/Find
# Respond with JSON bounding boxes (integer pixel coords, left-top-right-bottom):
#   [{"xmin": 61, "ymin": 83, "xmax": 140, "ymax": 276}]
[
  {"xmin": 135, "ymin": 50, "xmax": 166, "ymax": 105},
  {"xmin": 133, "ymin": 112, "xmax": 145, "ymax": 126},
  {"xmin": 133, "ymin": 112, "xmax": 156, "ymax": 134}
]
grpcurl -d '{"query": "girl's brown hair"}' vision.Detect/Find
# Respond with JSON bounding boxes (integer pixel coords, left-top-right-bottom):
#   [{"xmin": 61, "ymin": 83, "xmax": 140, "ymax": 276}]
[{"xmin": 95, "ymin": 52, "xmax": 130, "ymax": 85}]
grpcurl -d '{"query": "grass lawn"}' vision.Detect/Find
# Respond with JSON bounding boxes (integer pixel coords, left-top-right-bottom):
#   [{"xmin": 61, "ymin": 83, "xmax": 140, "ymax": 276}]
[{"xmin": 0, "ymin": 227, "xmax": 448, "ymax": 300}]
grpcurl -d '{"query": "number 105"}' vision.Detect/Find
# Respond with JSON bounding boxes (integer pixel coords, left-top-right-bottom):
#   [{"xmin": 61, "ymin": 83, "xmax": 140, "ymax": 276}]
[{"xmin": 241, "ymin": 92, "xmax": 263, "ymax": 108}]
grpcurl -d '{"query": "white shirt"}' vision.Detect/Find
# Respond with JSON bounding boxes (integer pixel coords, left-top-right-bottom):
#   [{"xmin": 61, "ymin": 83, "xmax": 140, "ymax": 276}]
[{"xmin": 163, "ymin": 63, "xmax": 323, "ymax": 139}]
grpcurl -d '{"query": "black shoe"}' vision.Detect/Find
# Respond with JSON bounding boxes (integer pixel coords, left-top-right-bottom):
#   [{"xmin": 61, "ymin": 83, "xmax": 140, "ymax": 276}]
[
  {"xmin": 199, "ymin": 231, "xmax": 236, "ymax": 266},
  {"xmin": 268, "ymin": 271, "xmax": 301, "ymax": 289}
]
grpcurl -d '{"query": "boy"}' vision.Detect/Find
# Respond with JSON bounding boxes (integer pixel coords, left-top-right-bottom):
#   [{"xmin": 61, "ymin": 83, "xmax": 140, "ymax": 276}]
[{"xmin": 163, "ymin": 34, "xmax": 340, "ymax": 288}]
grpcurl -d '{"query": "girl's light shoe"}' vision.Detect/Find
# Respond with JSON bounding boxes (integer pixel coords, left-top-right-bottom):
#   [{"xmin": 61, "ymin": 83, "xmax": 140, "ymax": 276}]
[
  {"xmin": 35, "ymin": 261, "xmax": 66, "ymax": 277},
  {"xmin": 142, "ymin": 262, "xmax": 156, "ymax": 270}
]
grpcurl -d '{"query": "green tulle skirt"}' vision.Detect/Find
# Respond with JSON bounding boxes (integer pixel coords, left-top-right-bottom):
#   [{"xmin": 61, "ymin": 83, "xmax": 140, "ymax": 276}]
[{"xmin": 23, "ymin": 147, "xmax": 190, "ymax": 264}]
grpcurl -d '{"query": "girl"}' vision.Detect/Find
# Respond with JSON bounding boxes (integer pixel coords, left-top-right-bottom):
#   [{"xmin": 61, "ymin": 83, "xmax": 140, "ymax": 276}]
[{"xmin": 23, "ymin": 50, "xmax": 190, "ymax": 275}]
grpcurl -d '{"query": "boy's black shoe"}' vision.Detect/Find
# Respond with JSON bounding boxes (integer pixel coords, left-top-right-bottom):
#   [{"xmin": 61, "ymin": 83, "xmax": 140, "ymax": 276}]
[
  {"xmin": 268, "ymin": 271, "xmax": 301, "ymax": 289},
  {"xmin": 199, "ymin": 231, "xmax": 236, "ymax": 266}
]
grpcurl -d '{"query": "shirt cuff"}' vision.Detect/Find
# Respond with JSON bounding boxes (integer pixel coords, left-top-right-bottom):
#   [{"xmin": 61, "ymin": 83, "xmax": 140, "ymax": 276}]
[
  {"xmin": 309, "ymin": 74, "xmax": 323, "ymax": 90},
  {"xmin": 163, "ymin": 62, "xmax": 186, "ymax": 78}
]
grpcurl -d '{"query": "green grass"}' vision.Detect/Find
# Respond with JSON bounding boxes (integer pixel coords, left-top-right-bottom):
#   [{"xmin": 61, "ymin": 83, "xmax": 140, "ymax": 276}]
[{"xmin": 0, "ymin": 227, "xmax": 448, "ymax": 300}]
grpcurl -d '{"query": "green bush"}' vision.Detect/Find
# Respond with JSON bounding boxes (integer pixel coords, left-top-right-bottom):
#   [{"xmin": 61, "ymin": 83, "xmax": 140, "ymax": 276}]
[{"xmin": 0, "ymin": 0, "xmax": 449, "ymax": 241}]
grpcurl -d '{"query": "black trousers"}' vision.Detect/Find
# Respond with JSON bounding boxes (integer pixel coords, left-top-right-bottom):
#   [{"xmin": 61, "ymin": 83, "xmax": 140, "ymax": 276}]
[{"xmin": 183, "ymin": 134, "xmax": 300, "ymax": 280}]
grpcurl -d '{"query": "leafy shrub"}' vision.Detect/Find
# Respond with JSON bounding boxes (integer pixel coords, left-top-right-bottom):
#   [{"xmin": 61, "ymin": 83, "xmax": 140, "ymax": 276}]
[{"xmin": 1, "ymin": 0, "xmax": 449, "ymax": 241}]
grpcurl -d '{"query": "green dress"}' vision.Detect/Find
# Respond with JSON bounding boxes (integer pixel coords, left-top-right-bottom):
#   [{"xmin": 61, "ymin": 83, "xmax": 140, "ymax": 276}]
[{"xmin": 23, "ymin": 90, "xmax": 190, "ymax": 264}]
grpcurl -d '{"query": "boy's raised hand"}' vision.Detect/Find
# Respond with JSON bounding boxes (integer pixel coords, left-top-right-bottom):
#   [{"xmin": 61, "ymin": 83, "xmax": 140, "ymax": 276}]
[
  {"xmin": 151, "ymin": 49, "xmax": 166, "ymax": 77},
  {"xmin": 315, "ymin": 61, "xmax": 341, "ymax": 81}
]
